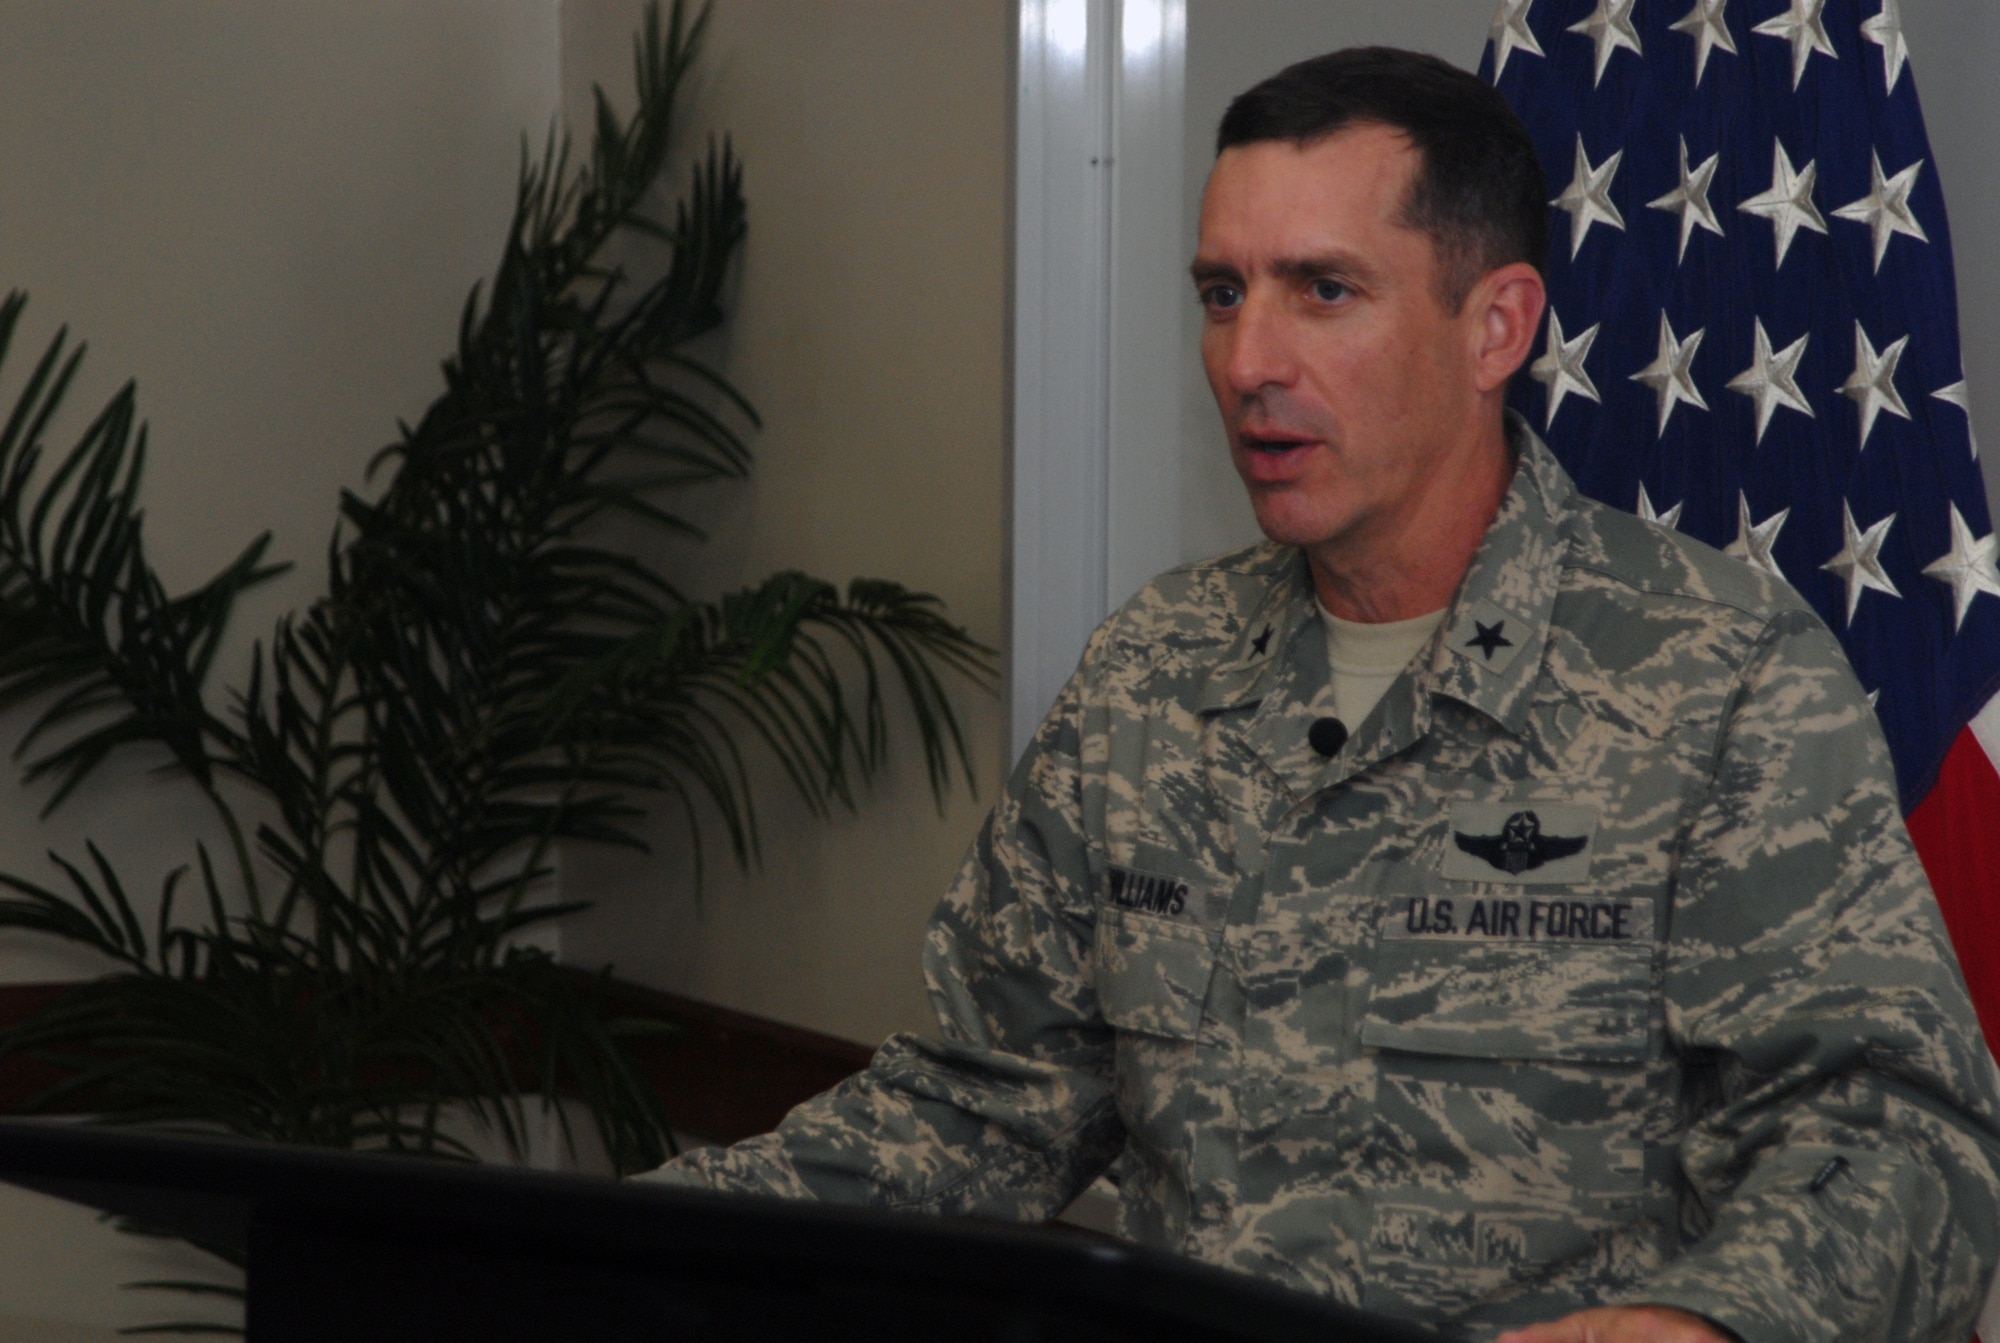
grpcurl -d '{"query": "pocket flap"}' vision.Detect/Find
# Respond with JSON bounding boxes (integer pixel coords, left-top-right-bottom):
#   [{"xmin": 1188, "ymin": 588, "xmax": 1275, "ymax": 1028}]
[
  {"xmin": 1094, "ymin": 908, "xmax": 1217, "ymax": 1041},
  {"xmin": 1361, "ymin": 939, "xmax": 1652, "ymax": 1063}
]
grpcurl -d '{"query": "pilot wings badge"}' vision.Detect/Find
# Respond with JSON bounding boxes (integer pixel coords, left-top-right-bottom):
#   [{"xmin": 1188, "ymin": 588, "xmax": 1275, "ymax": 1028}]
[{"xmin": 1453, "ymin": 809, "xmax": 1588, "ymax": 876}]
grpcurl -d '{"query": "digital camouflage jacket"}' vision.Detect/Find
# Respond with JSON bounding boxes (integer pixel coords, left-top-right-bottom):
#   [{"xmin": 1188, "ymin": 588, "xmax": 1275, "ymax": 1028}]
[{"xmin": 646, "ymin": 426, "xmax": 2000, "ymax": 1343}]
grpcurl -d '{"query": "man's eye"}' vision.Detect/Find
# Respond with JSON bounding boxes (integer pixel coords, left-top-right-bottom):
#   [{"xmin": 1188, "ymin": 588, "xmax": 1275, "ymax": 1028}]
[
  {"xmin": 1200, "ymin": 284, "xmax": 1243, "ymax": 311},
  {"xmin": 1310, "ymin": 278, "xmax": 1350, "ymax": 303}
]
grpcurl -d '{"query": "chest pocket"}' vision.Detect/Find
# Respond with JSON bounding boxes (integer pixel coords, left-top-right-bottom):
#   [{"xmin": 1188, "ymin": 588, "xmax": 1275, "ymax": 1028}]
[
  {"xmin": 1357, "ymin": 934, "xmax": 1664, "ymax": 1320},
  {"xmin": 1094, "ymin": 905, "xmax": 1220, "ymax": 1041},
  {"xmin": 1361, "ymin": 938, "xmax": 1654, "ymax": 1064}
]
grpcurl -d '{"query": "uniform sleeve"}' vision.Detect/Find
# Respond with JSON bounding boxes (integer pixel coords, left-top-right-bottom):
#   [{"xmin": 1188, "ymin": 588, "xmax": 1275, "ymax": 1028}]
[
  {"xmin": 634, "ymin": 659, "xmax": 1125, "ymax": 1220},
  {"xmin": 1626, "ymin": 609, "xmax": 2000, "ymax": 1343}
]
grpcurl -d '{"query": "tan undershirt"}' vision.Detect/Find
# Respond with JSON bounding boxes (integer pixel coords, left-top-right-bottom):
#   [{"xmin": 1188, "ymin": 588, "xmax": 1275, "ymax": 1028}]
[{"xmin": 1318, "ymin": 600, "xmax": 1448, "ymax": 728}]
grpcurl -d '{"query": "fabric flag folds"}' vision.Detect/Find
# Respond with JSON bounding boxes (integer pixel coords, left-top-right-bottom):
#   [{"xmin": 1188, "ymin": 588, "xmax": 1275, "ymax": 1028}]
[{"xmin": 1484, "ymin": 1, "xmax": 2000, "ymax": 1071}]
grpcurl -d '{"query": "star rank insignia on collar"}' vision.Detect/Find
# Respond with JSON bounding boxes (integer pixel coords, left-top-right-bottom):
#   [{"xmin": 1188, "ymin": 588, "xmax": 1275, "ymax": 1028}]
[
  {"xmin": 1466, "ymin": 619, "xmax": 1514, "ymax": 661},
  {"xmin": 1449, "ymin": 599, "xmax": 1528, "ymax": 675},
  {"xmin": 1250, "ymin": 624, "xmax": 1273, "ymax": 657}
]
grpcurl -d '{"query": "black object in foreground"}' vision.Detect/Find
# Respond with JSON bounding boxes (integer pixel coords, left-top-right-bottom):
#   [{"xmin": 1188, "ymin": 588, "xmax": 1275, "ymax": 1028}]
[{"xmin": 0, "ymin": 1120, "xmax": 1446, "ymax": 1343}]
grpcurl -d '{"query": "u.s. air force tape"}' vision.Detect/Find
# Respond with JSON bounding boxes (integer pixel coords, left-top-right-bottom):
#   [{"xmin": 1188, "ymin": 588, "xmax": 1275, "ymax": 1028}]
[{"xmin": 1382, "ymin": 895, "xmax": 1656, "ymax": 944}]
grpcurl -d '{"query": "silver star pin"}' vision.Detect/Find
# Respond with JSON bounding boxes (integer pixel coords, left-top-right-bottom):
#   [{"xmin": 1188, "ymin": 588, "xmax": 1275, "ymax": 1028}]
[
  {"xmin": 1840, "ymin": 322, "xmax": 1912, "ymax": 449},
  {"xmin": 1822, "ymin": 501, "xmax": 1902, "ymax": 624},
  {"xmin": 1752, "ymin": 0, "xmax": 1837, "ymax": 90},
  {"xmin": 1934, "ymin": 379, "xmax": 1979, "ymax": 459},
  {"xmin": 1636, "ymin": 483, "xmax": 1684, "ymax": 531},
  {"xmin": 1631, "ymin": 313, "xmax": 1710, "ymax": 437},
  {"xmin": 1567, "ymin": 0, "xmax": 1644, "ymax": 85},
  {"xmin": 1861, "ymin": 0, "xmax": 1909, "ymax": 92},
  {"xmin": 1648, "ymin": 138, "xmax": 1726, "ymax": 261},
  {"xmin": 1552, "ymin": 137, "xmax": 1626, "ymax": 259},
  {"xmin": 1832, "ymin": 150, "xmax": 1929, "ymax": 272},
  {"xmin": 1725, "ymin": 492, "xmax": 1790, "ymax": 582},
  {"xmin": 1670, "ymin": 0, "xmax": 1738, "ymax": 85},
  {"xmin": 1922, "ymin": 502, "xmax": 2000, "ymax": 631},
  {"xmin": 1738, "ymin": 141, "xmax": 1827, "ymax": 267},
  {"xmin": 1530, "ymin": 309, "xmax": 1602, "ymax": 427},
  {"xmin": 1726, "ymin": 319, "xmax": 1814, "ymax": 443},
  {"xmin": 1489, "ymin": 0, "xmax": 1547, "ymax": 79}
]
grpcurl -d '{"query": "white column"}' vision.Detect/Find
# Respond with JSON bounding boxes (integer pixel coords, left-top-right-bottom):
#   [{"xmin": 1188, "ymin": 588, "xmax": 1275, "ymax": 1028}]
[{"xmin": 1011, "ymin": 0, "xmax": 1187, "ymax": 762}]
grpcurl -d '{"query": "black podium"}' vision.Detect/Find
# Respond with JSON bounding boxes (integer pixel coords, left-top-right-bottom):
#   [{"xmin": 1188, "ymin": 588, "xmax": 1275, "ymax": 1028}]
[{"xmin": 0, "ymin": 1120, "xmax": 1444, "ymax": 1342}]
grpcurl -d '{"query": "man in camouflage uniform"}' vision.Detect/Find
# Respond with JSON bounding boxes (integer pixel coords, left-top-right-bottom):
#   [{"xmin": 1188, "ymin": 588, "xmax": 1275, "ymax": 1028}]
[{"xmin": 642, "ymin": 49, "xmax": 2000, "ymax": 1343}]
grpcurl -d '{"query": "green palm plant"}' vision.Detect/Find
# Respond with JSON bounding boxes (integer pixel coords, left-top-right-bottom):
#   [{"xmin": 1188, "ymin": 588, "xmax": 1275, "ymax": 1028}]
[{"xmin": 0, "ymin": 0, "xmax": 990, "ymax": 1180}]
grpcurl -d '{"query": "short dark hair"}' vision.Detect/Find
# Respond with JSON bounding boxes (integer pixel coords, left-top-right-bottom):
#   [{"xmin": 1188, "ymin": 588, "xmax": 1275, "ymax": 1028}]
[{"xmin": 1216, "ymin": 47, "xmax": 1548, "ymax": 313}]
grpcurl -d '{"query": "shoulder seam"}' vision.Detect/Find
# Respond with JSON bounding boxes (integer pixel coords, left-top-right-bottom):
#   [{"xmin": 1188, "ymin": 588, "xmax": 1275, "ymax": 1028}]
[{"xmin": 1559, "ymin": 557, "xmax": 1805, "ymax": 626}]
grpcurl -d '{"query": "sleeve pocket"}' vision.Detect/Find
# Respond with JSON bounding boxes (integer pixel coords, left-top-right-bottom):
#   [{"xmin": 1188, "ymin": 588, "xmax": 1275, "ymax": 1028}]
[
  {"xmin": 1094, "ymin": 907, "xmax": 1219, "ymax": 1041},
  {"xmin": 1361, "ymin": 940, "xmax": 1654, "ymax": 1064}
]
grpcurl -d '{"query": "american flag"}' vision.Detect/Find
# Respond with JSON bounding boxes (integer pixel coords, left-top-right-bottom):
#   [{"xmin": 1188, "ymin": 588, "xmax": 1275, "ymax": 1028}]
[{"xmin": 1483, "ymin": 0, "xmax": 2000, "ymax": 1071}]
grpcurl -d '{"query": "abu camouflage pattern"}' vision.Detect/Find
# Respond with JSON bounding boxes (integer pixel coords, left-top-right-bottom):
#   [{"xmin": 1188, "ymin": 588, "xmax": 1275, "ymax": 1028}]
[{"xmin": 644, "ymin": 425, "xmax": 2000, "ymax": 1342}]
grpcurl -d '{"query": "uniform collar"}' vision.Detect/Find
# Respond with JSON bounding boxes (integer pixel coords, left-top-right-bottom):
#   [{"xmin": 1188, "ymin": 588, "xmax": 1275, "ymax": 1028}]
[
  {"xmin": 1420, "ymin": 416, "xmax": 1572, "ymax": 738},
  {"xmin": 1198, "ymin": 553, "xmax": 1316, "ymax": 715},
  {"xmin": 1197, "ymin": 416, "xmax": 1574, "ymax": 802}
]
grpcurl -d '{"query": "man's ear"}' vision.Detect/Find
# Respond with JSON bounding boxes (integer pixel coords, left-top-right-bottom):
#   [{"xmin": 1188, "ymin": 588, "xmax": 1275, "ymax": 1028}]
[{"xmin": 1468, "ymin": 262, "xmax": 1547, "ymax": 394}]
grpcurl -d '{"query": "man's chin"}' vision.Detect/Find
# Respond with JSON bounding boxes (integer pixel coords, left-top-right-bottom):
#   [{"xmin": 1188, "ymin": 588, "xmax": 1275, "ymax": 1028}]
[{"xmin": 1246, "ymin": 501, "xmax": 1347, "ymax": 553}]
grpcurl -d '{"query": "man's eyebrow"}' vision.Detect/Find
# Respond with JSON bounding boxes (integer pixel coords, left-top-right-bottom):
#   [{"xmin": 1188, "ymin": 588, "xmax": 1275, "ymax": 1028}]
[
  {"xmin": 1271, "ymin": 253, "xmax": 1381, "ymax": 288},
  {"xmin": 1187, "ymin": 253, "xmax": 1385, "ymax": 290}
]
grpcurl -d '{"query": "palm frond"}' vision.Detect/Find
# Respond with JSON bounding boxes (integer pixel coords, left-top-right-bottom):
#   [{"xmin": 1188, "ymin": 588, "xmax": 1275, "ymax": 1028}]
[
  {"xmin": 546, "ymin": 572, "xmax": 996, "ymax": 864},
  {"xmin": 0, "ymin": 297, "xmax": 287, "ymax": 815}
]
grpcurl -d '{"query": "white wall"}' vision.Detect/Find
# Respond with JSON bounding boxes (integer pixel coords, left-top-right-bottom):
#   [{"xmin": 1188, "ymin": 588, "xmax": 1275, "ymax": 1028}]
[
  {"xmin": 0, "ymin": 0, "xmax": 1013, "ymax": 1048},
  {"xmin": 555, "ymin": 0, "xmax": 1013, "ymax": 1046},
  {"xmin": 0, "ymin": 0, "xmax": 562, "ymax": 978},
  {"xmin": 1903, "ymin": 0, "xmax": 2000, "ymax": 526}
]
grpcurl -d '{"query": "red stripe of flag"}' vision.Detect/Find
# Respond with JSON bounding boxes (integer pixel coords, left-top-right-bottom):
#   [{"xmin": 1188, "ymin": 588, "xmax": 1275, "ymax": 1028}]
[
  {"xmin": 1903, "ymin": 707, "xmax": 2000, "ymax": 1342},
  {"xmin": 1906, "ymin": 695, "xmax": 2000, "ymax": 1056}
]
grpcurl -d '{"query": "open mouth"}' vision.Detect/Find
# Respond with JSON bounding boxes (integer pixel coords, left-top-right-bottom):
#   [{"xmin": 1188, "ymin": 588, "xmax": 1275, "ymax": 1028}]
[{"xmin": 1234, "ymin": 432, "xmax": 1318, "ymax": 483}]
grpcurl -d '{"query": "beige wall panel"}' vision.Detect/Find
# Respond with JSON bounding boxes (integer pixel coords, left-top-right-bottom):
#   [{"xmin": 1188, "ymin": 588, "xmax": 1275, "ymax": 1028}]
[
  {"xmin": 0, "ymin": 0, "xmax": 1011, "ymax": 1046},
  {"xmin": 556, "ymin": 0, "xmax": 1014, "ymax": 1046},
  {"xmin": 0, "ymin": 0, "xmax": 561, "ymax": 977}
]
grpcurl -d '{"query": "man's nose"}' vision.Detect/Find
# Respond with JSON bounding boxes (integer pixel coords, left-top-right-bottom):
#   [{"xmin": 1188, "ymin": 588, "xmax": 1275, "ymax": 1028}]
[{"xmin": 1221, "ymin": 293, "xmax": 1297, "ymax": 395}]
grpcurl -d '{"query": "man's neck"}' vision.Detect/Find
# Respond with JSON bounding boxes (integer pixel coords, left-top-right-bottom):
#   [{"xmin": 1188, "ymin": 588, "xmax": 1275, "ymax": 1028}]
[{"xmin": 1308, "ymin": 428, "xmax": 1517, "ymax": 623}]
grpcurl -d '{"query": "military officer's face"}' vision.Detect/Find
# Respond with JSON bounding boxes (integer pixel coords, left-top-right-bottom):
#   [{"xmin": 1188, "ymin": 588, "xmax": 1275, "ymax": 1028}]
[{"xmin": 1192, "ymin": 125, "xmax": 1501, "ymax": 566}]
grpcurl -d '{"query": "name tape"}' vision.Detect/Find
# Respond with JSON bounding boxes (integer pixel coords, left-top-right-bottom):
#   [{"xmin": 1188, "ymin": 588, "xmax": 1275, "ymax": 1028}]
[{"xmin": 1105, "ymin": 865, "xmax": 1190, "ymax": 918}]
